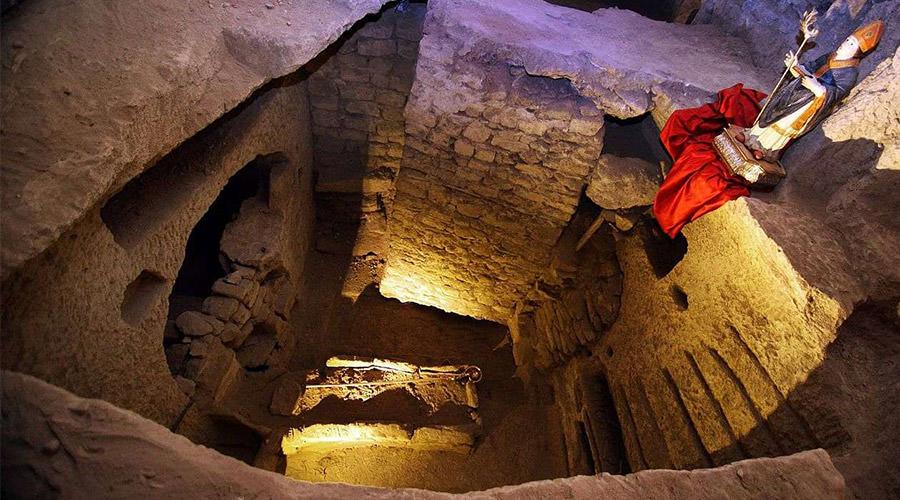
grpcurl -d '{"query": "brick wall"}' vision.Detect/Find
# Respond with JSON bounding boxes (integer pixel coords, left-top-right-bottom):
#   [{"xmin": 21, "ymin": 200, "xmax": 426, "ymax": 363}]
[
  {"xmin": 307, "ymin": 4, "xmax": 426, "ymax": 208},
  {"xmin": 380, "ymin": 29, "xmax": 606, "ymax": 322}
]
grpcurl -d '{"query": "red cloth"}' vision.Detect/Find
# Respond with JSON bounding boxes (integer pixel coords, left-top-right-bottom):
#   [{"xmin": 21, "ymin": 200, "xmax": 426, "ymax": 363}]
[{"xmin": 652, "ymin": 84, "xmax": 767, "ymax": 238}]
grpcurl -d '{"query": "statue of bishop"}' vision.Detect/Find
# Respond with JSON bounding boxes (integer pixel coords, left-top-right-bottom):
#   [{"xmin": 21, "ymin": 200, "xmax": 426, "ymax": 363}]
[{"xmin": 741, "ymin": 19, "xmax": 884, "ymax": 161}]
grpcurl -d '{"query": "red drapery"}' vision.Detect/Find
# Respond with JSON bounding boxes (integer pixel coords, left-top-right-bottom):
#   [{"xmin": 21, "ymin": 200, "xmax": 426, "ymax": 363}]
[{"xmin": 652, "ymin": 84, "xmax": 767, "ymax": 238}]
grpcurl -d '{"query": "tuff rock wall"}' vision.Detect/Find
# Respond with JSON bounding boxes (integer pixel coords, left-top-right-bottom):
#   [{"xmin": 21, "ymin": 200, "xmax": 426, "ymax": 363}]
[
  {"xmin": 695, "ymin": 0, "xmax": 900, "ymax": 80},
  {"xmin": 0, "ymin": 0, "xmax": 390, "ymax": 281},
  {"xmin": 0, "ymin": 80, "xmax": 315, "ymax": 426}
]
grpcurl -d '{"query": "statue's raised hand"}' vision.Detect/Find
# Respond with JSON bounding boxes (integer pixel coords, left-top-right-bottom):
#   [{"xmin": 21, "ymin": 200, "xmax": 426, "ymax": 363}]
[{"xmin": 784, "ymin": 50, "xmax": 796, "ymax": 68}]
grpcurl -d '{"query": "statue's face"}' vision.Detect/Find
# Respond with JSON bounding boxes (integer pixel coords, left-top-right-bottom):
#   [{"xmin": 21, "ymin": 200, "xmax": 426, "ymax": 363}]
[{"xmin": 835, "ymin": 35, "xmax": 860, "ymax": 60}]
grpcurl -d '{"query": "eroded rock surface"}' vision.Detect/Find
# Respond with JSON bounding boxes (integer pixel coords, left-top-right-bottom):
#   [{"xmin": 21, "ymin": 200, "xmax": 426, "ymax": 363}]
[
  {"xmin": 413, "ymin": 0, "xmax": 767, "ymax": 122},
  {"xmin": 695, "ymin": 0, "xmax": 899, "ymax": 80},
  {"xmin": 1, "ymin": 80, "xmax": 313, "ymax": 425},
  {"xmin": 587, "ymin": 155, "xmax": 661, "ymax": 209},
  {"xmin": 765, "ymin": 47, "xmax": 900, "ymax": 302},
  {"xmin": 0, "ymin": 0, "xmax": 390, "ymax": 280},
  {"xmin": 2, "ymin": 371, "xmax": 846, "ymax": 499}
]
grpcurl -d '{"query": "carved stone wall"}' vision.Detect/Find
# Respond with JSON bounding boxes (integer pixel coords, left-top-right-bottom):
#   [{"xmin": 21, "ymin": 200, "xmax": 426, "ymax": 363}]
[{"xmin": 0, "ymin": 81, "xmax": 315, "ymax": 426}]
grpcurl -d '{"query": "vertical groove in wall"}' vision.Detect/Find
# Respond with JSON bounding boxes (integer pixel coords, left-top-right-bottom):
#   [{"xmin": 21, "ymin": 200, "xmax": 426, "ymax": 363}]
[
  {"xmin": 726, "ymin": 324, "xmax": 820, "ymax": 448},
  {"xmin": 706, "ymin": 345, "xmax": 786, "ymax": 455},
  {"xmin": 612, "ymin": 382, "xmax": 648, "ymax": 470},
  {"xmin": 684, "ymin": 351, "xmax": 749, "ymax": 459},
  {"xmin": 635, "ymin": 377, "xmax": 676, "ymax": 469},
  {"xmin": 662, "ymin": 367, "xmax": 714, "ymax": 468}
]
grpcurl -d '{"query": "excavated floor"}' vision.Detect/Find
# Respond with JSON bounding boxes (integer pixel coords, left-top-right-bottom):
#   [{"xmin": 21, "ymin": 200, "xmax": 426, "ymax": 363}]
[
  {"xmin": 2, "ymin": 0, "xmax": 898, "ymax": 497},
  {"xmin": 272, "ymin": 198, "xmax": 570, "ymax": 491}
]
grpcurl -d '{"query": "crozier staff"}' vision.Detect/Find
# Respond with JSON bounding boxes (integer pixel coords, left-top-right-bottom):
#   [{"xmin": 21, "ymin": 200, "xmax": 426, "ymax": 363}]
[{"xmin": 741, "ymin": 19, "xmax": 884, "ymax": 161}]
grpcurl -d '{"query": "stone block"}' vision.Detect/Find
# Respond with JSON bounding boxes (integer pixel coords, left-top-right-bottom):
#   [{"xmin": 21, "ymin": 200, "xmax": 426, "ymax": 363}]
[
  {"xmin": 368, "ymin": 57, "xmax": 394, "ymax": 74},
  {"xmin": 189, "ymin": 335, "xmax": 220, "ymax": 358},
  {"xmin": 371, "ymin": 73, "xmax": 391, "ymax": 89},
  {"xmin": 345, "ymin": 100, "xmax": 380, "ymax": 117},
  {"xmin": 375, "ymin": 90, "xmax": 406, "ymax": 108},
  {"xmin": 518, "ymin": 120, "xmax": 549, "ymax": 136},
  {"xmin": 339, "ymin": 82, "xmax": 375, "ymax": 101},
  {"xmin": 184, "ymin": 338, "xmax": 242, "ymax": 405},
  {"xmin": 337, "ymin": 53, "xmax": 367, "ymax": 69},
  {"xmin": 202, "ymin": 296, "xmax": 241, "ymax": 322},
  {"xmin": 308, "ymin": 78, "xmax": 338, "ymax": 96},
  {"xmin": 453, "ymin": 140, "xmax": 475, "ymax": 157},
  {"xmin": 389, "ymin": 76, "xmax": 411, "ymax": 92},
  {"xmin": 270, "ymin": 372, "xmax": 307, "ymax": 416},
  {"xmin": 311, "ymin": 94, "xmax": 340, "ymax": 111},
  {"xmin": 344, "ymin": 115, "xmax": 376, "ymax": 132},
  {"xmin": 490, "ymin": 131, "xmax": 529, "ymax": 153},
  {"xmin": 340, "ymin": 65, "xmax": 370, "ymax": 83},
  {"xmin": 462, "ymin": 121, "xmax": 492, "ymax": 143},
  {"xmin": 474, "ymin": 149, "xmax": 495, "ymax": 162},
  {"xmin": 218, "ymin": 323, "xmax": 241, "ymax": 345},
  {"xmin": 586, "ymin": 155, "xmax": 660, "ymax": 209},
  {"xmin": 232, "ymin": 303, "xmax": 252, "ymax": 327},
  {"xmin": 273, "ymin": 282, "xmax": 296, "ymax": 318},
  {"xmin": 384, "ymin": 105, "xmax": 408, "ymax": 123},
  {"xmin": 236, "ymin": 332, "xmax": 277, "ymax": 369},
  {"xmin": 234, "ymin": 321, "xmax": 255, "ymax": 348},
  {"xmin": 497, "ymin": 109, "xmax": 524, "ymax": 129},
  {"xmin": 357, "ymin": 20, "xmax": 393, "ymax": 39},
  {"xmin": 176, "ymin": 311, "xmax": 223, "ymax": 337},
  {"xmin": 569, "ymin": 118, "xmax": 603, "ymax": 136},
  {"xmin": 251, "ymin": 286, "xmax": 271, "ymax": 319},
  {"xmin": 212, "ymin": 275, "xmax": 259, "ymax": 304}
]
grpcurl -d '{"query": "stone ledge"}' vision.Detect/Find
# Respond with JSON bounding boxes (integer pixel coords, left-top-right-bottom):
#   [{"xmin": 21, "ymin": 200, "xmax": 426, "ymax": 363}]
[{"xmin": 424, "ymin": 0, "xmax": 768, "ymax": 124}]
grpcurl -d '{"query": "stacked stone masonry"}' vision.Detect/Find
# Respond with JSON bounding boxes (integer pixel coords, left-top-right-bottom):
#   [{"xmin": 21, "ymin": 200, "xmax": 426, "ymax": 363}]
[
  {"xmin": 382, "ymin": 31, "xmax": 606, "ymax": 321},
  {"xmin": 307, "ymin": 4, "xmax": 426, "ymax": 209},
  {"xmin": 167, "ymin": 164, "xmax": 302, "ymax": 403}
]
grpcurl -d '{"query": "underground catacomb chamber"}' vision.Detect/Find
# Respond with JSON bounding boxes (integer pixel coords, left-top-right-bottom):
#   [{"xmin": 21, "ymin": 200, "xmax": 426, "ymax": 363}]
[{"xmin": 2, "ymin": 0, "xmax": 898, "ymax": 497}]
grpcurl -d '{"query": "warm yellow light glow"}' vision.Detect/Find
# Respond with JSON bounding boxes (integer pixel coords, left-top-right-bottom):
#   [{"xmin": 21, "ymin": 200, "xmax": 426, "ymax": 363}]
[
  {"xmin": 380, "ymin": 271, "xmax": 473, "ymax": 318},
  {"xmin": 281, "ymin": 423, "xmax": 475, "ymax": 455},
  {"xmin": 325, "ymin": 356, "xmax": 419, "ymax": 373}
]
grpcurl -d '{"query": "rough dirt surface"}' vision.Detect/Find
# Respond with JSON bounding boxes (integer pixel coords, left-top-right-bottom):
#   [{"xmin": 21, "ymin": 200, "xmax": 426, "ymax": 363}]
[
  {"xmin": 2, "ymin": 371, "xmax": 846, "ymax": 499},
  {"xmin": 0, "ymin": 0, "xmax": 390, "ymax": 281}
]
